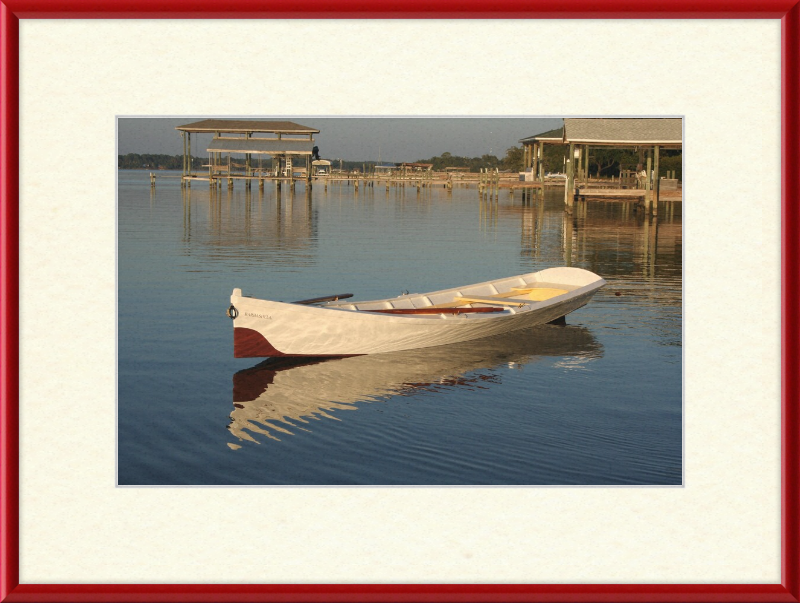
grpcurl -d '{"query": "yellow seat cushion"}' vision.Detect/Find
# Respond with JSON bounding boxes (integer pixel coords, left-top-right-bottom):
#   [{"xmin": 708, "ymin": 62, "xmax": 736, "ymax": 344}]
[
  {"xmin": 428, "ymin": 287, "xmax": 568, "ymax": 308},
  {"xmin": 511, "ymin": 287, "xmax": 568, "ymax": 301}
]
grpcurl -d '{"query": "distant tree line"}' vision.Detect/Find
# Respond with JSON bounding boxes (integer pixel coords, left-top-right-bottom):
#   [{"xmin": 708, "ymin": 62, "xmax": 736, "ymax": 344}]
[
  {"xmin": 412, "ymin": 149, "xmax": 521, "ymax": 172},
  {"xmin": 118, "ymin": 153, "xmax": 205, "ymax": 170}
]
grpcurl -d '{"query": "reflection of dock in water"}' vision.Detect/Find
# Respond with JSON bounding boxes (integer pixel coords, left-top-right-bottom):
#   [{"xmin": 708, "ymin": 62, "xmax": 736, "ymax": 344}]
[
  {"xmin": 483, "ymin": 192, "xmax": 680, "ymax": 286},
  {"xmin": 181, "ymin": 185, "xmax": 318, "ymax": 268},
  {"xmin": 228, "ymin": 324, "xmax": 602, "ymax": 446}
]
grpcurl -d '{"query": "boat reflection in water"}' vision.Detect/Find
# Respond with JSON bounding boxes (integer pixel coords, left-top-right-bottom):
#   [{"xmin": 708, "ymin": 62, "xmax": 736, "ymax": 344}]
[{"xmin": 228, "ymin": 323, "xmax": 602, "ymax": 446}]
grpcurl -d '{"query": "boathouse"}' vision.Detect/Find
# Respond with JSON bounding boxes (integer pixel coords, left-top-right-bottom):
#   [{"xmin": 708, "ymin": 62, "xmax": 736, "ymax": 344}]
[
  {"xmin": 520, "ymin": 118, "xmax": 682, "ymax": 213},
  {"xmin": 175, "ymin": 119, "xmax": 320, "ymax": 187},
  {"xmin": 311, "ymin": 159, "xmax": 332, "ymax": 176},
  {"xmin": 396, "ymin": 162, "xmax": 434, "ymax": 172}
]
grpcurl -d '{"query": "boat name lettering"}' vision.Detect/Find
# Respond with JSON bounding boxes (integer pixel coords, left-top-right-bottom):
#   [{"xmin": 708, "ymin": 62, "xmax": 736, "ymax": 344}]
[{"xmin": 244, "ymin": 312, "xmax": 272, "ymax": 319}]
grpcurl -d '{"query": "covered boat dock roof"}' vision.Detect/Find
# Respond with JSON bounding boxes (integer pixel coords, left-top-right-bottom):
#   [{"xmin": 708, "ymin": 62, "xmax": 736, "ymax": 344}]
[
  {"xmin": 520, "ymin": 119, "xmax": 682, "ymax": 147},
  {"xmin": 563, "ymin": 118, "xmax": 682, "ymax": 148},
  {"xmin": 175, "ymin": 119, "xmax": 320, "ymax": 135},
  {"xmin": 519, "ymin": 126, "xmax": 564, "ymax": 144}
]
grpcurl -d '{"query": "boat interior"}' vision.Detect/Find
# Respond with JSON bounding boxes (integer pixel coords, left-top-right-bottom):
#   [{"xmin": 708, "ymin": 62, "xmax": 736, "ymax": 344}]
[{"xmin": 326, "ymin": 278, "xmax": 579, "ymax": 315}]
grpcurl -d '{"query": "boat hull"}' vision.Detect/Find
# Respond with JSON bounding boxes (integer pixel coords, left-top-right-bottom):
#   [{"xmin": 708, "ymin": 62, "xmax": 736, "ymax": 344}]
[{"xmin": 230, "ymin": 267, "xmax": 605, "ymax": 357}]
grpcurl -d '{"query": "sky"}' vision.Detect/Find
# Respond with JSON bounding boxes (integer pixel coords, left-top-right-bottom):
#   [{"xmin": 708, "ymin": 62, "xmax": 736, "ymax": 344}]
[{"xmin": 117, "ymin": 117, "xmax": 564, "ymax": 163}]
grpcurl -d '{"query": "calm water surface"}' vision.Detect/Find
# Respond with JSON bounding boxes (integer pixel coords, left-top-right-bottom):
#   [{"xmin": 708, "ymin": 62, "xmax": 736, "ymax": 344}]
[{"xmin": 118, "ymin": 170, "xmax": 682, "ymax": 485}]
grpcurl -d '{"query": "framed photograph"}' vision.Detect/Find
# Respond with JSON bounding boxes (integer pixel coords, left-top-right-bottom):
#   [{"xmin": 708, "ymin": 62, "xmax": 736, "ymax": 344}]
[{"xmin": 2, "ymin": 4, "xmax": 798, "ymax": 602}]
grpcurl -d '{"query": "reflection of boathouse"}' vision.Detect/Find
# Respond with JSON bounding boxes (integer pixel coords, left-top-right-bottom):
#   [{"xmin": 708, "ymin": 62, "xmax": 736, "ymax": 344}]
[
  {"xmin": 481, "ymin": 189, "xmax": 681, "ymax": 303},
  {"xmin": 181, "ymin": 185, "xmax": 319, "ymax": 269}
]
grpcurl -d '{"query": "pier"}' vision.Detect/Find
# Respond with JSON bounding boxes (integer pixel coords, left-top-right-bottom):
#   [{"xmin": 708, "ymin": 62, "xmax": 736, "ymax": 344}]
[{"xmin": 159, "ymin": 117, "xmax": 681, "ymax": 216}]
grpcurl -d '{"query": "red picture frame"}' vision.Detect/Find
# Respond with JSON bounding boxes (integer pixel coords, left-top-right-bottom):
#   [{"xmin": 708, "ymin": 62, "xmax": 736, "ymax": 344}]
[{"xmin": 2, "ymin": 3, "xmax": 798, "ymax": 602}]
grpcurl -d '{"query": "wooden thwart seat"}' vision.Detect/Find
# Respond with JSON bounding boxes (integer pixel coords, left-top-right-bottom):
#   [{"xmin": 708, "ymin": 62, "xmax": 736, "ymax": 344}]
[
  {"xmin": 454, "ymin": 295, "xmax": 534, "ymax": 306},
  {"xmin": 428, "ymin": 287, "xmax": 568, "ymax": 309}
]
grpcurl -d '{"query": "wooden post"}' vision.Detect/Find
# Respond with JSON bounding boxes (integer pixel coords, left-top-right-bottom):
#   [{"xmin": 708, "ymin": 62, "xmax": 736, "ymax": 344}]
[
  {"xmin": 653, "ymin": 145, "xmax": 660, "ymax": 215},
  {"xmin": 584, "ymin": 145, "xmax": 590, "ymax": 180},
  {"xmin": 565, "ymin": 143, "xmax": 575, "ymax": 208},
  {"xmin": 182, "ymin": 131, "xmax": 187, "ymax": 177},
  {"xmin": 246, "ymin": 154, "xmax": 251, "ymax": 189},
  {"xmin": 245, "ymin": 132, "xmax": 251, "ymax": 189},
  {"xmin": 564, "ymin": 212, "xmax": 573, "ymax": 266},
  {"xmin": 645, "ymin": 151, "xmax": 652, "ymax": 213},
  {"xmin": 582, "ymin": 145, "xmax": 587, "ymax": 180}
]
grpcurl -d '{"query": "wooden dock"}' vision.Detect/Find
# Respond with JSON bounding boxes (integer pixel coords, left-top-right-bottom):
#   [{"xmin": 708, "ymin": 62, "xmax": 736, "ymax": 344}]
[
  {"xmin": 151, "ymin": 170, "xmax": 681, "ymax": 205},
  {"xmin": 575, "ymin": 188, "xmax": 682, "ymax": 202},
  {"xmin": 577, "ymin": 189, "xmax": 646, "ymax": 199}
]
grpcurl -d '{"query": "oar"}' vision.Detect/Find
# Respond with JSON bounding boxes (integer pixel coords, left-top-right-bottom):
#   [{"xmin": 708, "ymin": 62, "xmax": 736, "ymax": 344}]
[{"xmin": 292, "ymin": 293, "xmax": 354, "ymax": 305}]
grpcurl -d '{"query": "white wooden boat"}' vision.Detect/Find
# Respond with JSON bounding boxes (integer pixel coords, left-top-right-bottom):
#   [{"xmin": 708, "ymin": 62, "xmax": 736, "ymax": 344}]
[{"xmin": 228, "ymin": 266, "xmax": 605, "ymax": 358}]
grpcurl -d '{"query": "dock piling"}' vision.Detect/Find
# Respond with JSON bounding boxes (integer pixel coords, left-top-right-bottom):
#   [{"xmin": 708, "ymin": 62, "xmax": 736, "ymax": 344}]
[
  {"xmin": 644, "ymin": 152, "xmax": 652, "ymax": 214},
  {"xmin": 652, "ymin": 145, "xmax": 660, "ymax": 216}
]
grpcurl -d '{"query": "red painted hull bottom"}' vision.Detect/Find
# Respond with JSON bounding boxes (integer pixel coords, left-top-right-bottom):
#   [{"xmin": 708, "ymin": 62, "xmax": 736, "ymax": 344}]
[{"xmin": 233, "ymin": 327, "xmax": 361, "ymax": 359}]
